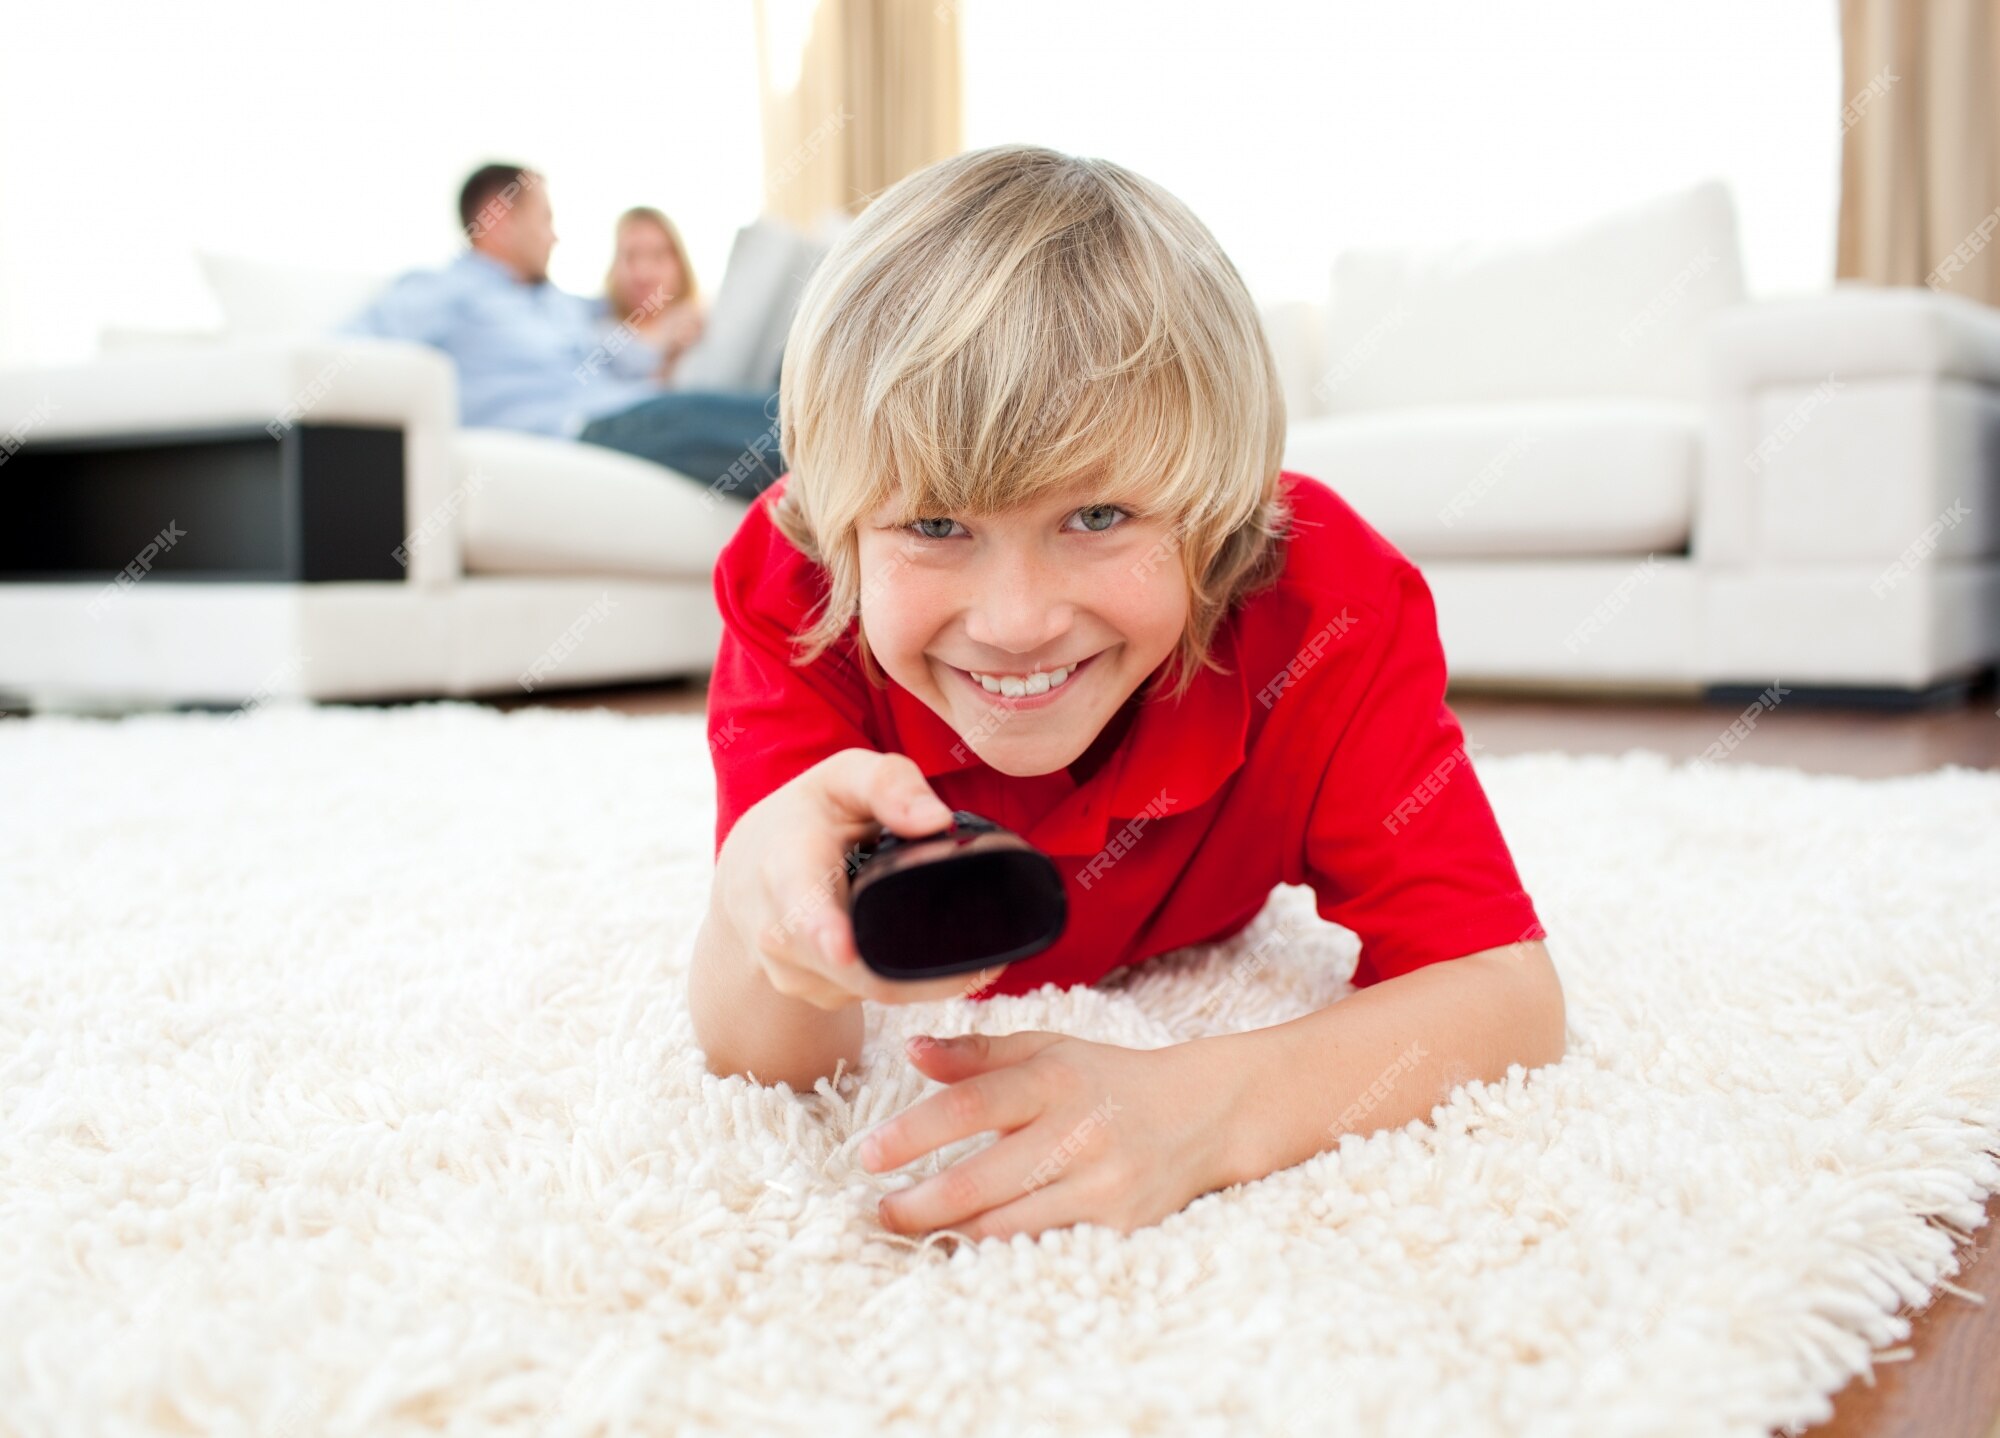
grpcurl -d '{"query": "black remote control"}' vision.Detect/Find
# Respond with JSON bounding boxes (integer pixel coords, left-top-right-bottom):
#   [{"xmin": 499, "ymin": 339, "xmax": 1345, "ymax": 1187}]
[{"xmin": 844, "ymin": 810, "xmax": 1068, "ymax": 981}]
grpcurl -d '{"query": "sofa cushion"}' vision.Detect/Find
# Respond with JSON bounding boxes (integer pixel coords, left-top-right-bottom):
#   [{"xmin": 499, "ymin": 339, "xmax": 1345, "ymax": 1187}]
[
  {"xmin": 1318, "ymin": 180, "xmax": 1746, "ymax": 413},
  {"xmin": 455, "ymin": 429, "xmax": 753, "ymax": 581},
  {"xmin": 1282, "ymin": 399, "xmax": 1699, "ymax": 559}
]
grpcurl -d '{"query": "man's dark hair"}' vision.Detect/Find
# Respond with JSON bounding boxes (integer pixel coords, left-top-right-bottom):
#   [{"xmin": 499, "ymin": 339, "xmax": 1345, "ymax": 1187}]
[{"xmin": 458, "ymin": 163, "xmax": 537, "ymax": 237}]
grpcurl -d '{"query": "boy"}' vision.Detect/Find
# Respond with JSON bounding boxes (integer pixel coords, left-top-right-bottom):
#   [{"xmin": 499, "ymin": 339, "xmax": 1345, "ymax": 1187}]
[{"xmin": 688, "ymin": 145, "xmax": 1565, "ymax": 1242}]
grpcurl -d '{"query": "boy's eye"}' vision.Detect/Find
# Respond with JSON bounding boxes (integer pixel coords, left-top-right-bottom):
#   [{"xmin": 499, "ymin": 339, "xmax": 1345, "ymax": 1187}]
[
  {"xmin": 908, "ymin": 516, "xmax": 963, "ymax": 541},
  {"xmin": 1069, "ymin": 504, "xmax": 1129, "ymax": 534}
]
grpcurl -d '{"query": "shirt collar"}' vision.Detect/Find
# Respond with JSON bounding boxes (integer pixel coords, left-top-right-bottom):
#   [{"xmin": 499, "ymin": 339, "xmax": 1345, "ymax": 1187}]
[{"xmin": 881, "ymin": 624, "xmax": 1251, "ymax": 823}]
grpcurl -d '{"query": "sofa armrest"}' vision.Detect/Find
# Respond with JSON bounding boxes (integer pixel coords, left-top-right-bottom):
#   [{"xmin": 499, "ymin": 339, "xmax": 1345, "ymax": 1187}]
[
  {"xmin": 1706, "ymin": 283, "xmax": 2000, "ymax": 391},
  {"xmin": 0, "ymin": 337, "xmax": 465, "ymax": 587},
  {"xmin": 1695, "ymin": 285, "xmax": 2000, "ymax": 567}
]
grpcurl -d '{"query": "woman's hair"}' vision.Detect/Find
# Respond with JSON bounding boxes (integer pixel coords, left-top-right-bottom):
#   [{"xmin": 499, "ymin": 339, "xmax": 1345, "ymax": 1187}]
[
  {"xmin": 771, "ymin": 144, "xmax": 1291, "ymax": 705},
  {"xmin": 605, "ymin": 206, "xmax": 700, "ymax": 315}
]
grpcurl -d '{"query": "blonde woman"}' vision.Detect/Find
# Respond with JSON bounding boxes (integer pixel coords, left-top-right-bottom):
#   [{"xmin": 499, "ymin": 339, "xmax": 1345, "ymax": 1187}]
[{"xmin": 597, "ymin": 206, "xmax": 705, "ymax": 383}]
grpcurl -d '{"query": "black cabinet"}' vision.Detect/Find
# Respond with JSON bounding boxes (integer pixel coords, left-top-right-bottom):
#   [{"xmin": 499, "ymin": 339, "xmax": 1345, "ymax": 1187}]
[{"xmin": 0, "ymin": 424, "xmax": 407, "ymax": 584}]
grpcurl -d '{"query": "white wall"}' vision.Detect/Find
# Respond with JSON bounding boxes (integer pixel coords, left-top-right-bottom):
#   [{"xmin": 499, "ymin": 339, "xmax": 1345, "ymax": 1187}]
[
  {"xmin": 0, "ymin": 0, "xmax": 765, "ymax": 367},
  {"xmin": 961, "ymin": 0, "xmax": 1843, "ymax": 305}
]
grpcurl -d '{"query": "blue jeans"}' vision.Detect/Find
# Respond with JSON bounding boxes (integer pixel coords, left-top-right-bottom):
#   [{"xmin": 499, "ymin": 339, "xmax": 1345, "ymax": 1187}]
[{"xmin": 577, "ymin": 389, "xmax": 786, "ymax": 502}]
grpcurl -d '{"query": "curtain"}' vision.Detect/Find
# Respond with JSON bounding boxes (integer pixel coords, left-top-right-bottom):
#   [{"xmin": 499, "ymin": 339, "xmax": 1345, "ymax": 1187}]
[
  {"xmin": 753, "ymin": 0, "xmax": 963, "ymax": 231},
  {"xmin": 1836, "ymin": 0, "xmax": 2000, "ymax": 303}
]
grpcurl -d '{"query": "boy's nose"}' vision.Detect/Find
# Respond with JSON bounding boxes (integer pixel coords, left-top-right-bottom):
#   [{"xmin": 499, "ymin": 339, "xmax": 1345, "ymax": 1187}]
[{"xmin": 963, "ymin": 561, "xmax": 1075, "ymax": 657}]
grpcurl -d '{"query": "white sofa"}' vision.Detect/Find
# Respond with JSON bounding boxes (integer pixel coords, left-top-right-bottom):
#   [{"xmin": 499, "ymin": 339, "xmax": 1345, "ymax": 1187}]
[
  {"xmin": 1262, "ymin": 179, "xmax": 2000, "ymax": 701},
  {"xmin": 0, "ymin": 221, "xmax": 835, "ymax": 710}
]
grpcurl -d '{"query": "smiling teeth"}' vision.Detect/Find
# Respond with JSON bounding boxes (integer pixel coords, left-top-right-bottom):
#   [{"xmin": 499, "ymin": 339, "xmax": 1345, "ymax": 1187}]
[{"xmin": 968, "ymin": 661, "xmax": 1079, "ymax": 698}]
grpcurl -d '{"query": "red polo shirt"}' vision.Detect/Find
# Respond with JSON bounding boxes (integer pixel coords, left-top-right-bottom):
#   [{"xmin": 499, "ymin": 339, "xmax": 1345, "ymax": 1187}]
[{"xmin": 707, "ymin": 469, "xmax": 1544, "ymax": 1000}]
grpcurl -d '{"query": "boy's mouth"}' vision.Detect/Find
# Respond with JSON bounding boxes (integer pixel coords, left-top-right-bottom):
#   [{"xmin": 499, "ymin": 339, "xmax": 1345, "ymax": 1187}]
[{"xmin": 947, "ymin": 651, "xmax": 1102, "ymax": 706}]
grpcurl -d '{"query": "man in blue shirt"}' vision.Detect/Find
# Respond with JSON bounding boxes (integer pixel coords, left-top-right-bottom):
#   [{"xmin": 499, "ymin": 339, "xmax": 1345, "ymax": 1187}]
[{"xmin": 339, "ymin": 164, "xmax": 784, "ymax": 500}]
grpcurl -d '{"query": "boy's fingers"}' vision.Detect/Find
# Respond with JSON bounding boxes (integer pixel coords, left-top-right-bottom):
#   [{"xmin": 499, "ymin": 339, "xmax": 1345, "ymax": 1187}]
[
  {"xmin": 811, "ymin": 906, "xmax": 860, "ymax": 970},
  {"xmin": 818, "ymin": 749, "xmax": 953, "ymax": 838},
  {"xmin": 754, "ymin": 850, "xmax": 860, "ymax": 989}
]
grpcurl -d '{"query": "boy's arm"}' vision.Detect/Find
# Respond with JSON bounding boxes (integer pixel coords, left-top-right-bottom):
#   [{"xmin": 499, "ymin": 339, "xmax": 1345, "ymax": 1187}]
[
  {"xmin": 694, "ymin": 484, "xmax": 882, "ymax": 1089},
  {"xmin": 1201, "ymin": 937, "xmax": 1565, "ymax": 1188},
  {"xmin": 1241, "ymin": 558, "xmax": 1561, "ymax": 1172},
  {"xmin": 687, "ymin": 895, "xmax": 864, "ymax": 1090}
]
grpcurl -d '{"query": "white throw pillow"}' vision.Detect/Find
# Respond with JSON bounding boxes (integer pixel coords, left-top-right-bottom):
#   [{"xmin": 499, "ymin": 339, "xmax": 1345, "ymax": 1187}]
[
  {"xmin": 1318, "ymin": 179, "xmax": 1747, "ymax": 412},
  {"xmin": 198, "ymin": 252, "xmax": 393, "ymax": 339}
]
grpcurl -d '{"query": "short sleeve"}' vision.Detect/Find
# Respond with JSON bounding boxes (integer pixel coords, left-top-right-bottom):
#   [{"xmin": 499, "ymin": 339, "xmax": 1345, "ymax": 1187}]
[
  {"xmin": 708, "ymin": 493, "xmax": 878, "ymax": 858},
  {"xmin": 1302, "ymin": 563, "xmax": 1545, "ymax": 987}
]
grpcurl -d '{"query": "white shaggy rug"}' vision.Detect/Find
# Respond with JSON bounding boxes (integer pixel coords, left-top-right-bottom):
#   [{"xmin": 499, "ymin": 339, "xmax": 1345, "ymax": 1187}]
[{"xmin": 3, "ymin": 701, "xmax": 1997, "ymax": 1438}]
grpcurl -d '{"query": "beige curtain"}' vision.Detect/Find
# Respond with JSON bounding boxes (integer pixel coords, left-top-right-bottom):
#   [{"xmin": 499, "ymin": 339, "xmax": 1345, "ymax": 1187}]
[
  {"xmin": 1836, "ymin": 0, "xmax": 2000, "ymax": 303},
  {"xmin": 753, "ymin": 0, "xmax": 963, "ymax": 231}
]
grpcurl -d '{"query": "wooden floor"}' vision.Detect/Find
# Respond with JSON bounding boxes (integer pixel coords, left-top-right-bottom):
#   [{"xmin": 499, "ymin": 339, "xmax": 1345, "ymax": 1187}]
[{"xmin": 498, "ymin": 674, "xmax": 2000, "ymax": 1438}]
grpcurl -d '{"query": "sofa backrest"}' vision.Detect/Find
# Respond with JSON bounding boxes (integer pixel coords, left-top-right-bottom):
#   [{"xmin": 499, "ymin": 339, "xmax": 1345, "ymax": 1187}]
[
  {"xmin": 671, "ymin": 217, "xmax": 830, "ymax": 394},
  {"xmin": 1315, "ymin": 179, "xmax": 1746, "ymax": 414}
]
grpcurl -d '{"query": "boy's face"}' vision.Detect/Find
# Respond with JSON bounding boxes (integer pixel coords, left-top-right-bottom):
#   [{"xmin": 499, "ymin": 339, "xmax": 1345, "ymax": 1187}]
[{"xmin": 856, "ymin": 483, "xmax": 1189, "ymax": 778}]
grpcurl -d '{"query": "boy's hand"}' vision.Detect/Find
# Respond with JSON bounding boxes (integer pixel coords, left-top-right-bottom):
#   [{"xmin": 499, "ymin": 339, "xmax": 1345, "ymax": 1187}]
[
  {"xmin": 713, "ymin": 748, "xmax": 1009, "ymax": 1011},
  {"xmin": 856, "ymin": 1031, "xmax": 1245, "ymax": 1240}
]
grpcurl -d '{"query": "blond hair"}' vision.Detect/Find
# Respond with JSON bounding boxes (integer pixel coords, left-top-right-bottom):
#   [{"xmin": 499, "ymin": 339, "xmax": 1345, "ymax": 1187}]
[{"xmin": 771, "ymin": 144, "xmax": 1290, "ymax": 704}]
